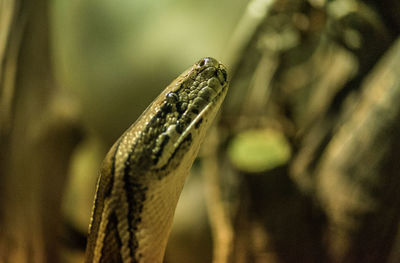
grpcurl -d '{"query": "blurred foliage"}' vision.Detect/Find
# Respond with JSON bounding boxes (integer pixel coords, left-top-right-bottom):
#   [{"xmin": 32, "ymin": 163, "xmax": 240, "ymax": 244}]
[
  {"xmin": 1, "ymin": 0, "xmax": 400, "ymax": 262},
  {"xmin": 228, "ymin": 129, "xmax": 291, "ymax": 173},
  {"xmin": 51, "ymin": 0, "xmax": 248, "ymax": 142}
]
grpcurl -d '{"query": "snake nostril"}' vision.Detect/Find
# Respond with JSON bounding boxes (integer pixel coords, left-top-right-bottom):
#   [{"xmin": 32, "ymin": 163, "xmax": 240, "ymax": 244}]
[
  {"xmin": 199, "ymin": 59, "xmax": 206, "ymax": 67},
  {"xmin": 176, "ymin": 121, "xmax": 184, "ymax": 134}
]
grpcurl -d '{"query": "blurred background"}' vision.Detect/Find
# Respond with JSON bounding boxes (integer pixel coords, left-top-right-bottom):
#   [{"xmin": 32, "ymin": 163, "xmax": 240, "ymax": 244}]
[{"xmin": 1, "ymin": 0, "xmax": 400, "ymax": 262}]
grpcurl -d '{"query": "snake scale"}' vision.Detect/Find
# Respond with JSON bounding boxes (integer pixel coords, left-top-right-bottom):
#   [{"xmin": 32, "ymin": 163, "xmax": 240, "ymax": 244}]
[{"xmin": 85, "ymin": 57, "xmax": 229, "ymax": 263}]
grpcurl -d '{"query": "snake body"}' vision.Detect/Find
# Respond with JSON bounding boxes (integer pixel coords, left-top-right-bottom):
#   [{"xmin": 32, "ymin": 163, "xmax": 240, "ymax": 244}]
[{"xmin": 85, "ymin": 57, "xmax": 228, "ymax": 263}]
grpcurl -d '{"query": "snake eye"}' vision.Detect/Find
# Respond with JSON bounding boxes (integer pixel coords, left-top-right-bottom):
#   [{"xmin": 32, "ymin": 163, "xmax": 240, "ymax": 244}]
[{"xmin": 166, "ymin": 92, "xmax": 179, "ymax": 104}]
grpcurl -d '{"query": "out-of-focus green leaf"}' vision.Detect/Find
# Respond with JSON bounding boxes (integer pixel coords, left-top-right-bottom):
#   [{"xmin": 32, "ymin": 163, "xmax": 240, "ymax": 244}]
[{"xmin": 228, "ymin": 128, "xmax": 291, "ymax": 173}]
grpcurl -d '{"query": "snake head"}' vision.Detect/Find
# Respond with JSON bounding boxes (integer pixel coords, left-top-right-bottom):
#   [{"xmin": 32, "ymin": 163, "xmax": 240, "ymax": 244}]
[{"xmin": 148, "ymin": 57, "xmax": 229, "ymax": 172}]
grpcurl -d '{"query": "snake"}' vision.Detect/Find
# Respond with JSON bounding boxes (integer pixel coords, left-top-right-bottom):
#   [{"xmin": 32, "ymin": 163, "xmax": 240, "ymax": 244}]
[{"xmin": 84, "ymin": 57, "xmax": 229, "ymax": 263}]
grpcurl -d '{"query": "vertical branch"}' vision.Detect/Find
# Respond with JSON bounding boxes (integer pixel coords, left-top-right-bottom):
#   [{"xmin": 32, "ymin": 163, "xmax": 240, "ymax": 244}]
[
  {"xmin": 0, "ymin": 0, "xmax": 83, "ymax": 262},
  {"xmin": 316, "ymin": 38, "xmax": 400, "ymax": 262},
  {"xmin": 202, "ymin": 126, "xmax": 234, "ymax": 263}
]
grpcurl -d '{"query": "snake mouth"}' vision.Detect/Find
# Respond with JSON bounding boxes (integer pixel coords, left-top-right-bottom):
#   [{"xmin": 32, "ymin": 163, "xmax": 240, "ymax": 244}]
[{"xmin": 175, "ymin": 79, "xmax": 228, "ymax": 145}]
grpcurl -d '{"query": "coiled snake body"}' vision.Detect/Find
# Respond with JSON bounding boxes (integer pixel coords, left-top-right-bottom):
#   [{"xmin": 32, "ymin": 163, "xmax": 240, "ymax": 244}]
[{"xmin": 85, "ymin": 57, "xmax": 229, "ymax": 263}]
